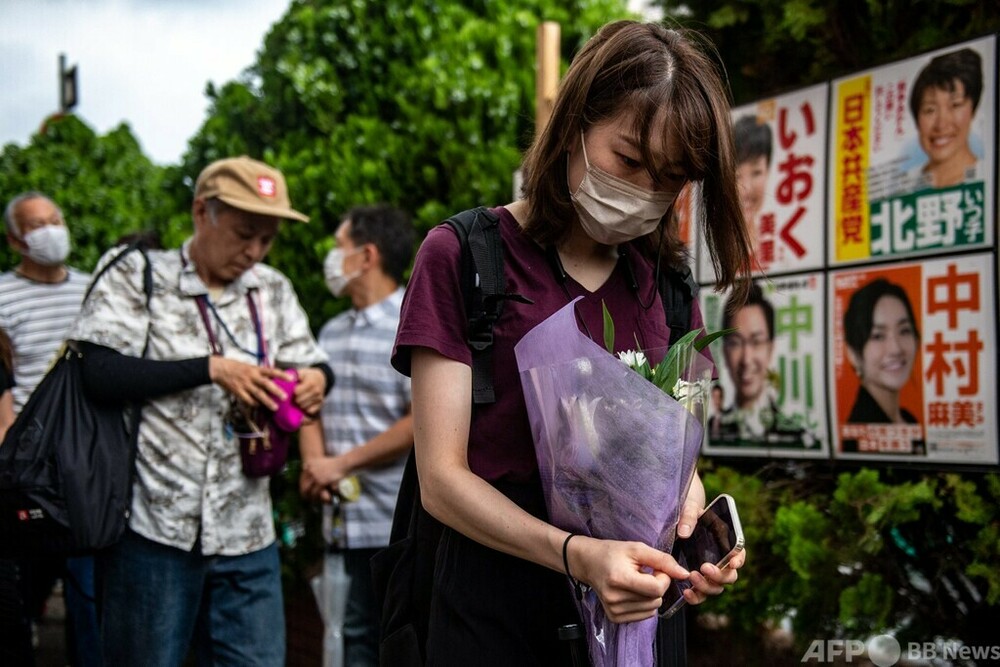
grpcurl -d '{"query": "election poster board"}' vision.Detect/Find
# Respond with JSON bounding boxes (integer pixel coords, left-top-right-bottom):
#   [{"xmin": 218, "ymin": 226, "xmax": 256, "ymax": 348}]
[
  {"xmin": 827, "ymin": 35, "xmax": 996, "ymax": 266},
  {"xmin": 829, "ymin": 254, "xmax": 997, "ymax": 464},
  {"xmin": 675, "ymin": 180, "xmax": 697, "ymax": 257},
  {"xmin": 697, "ymin": 84, "xmax": 829, "ymax": 283},
  {"xmin": 699, "ymin": 274, "xmax": 829, "ymax": 458}
]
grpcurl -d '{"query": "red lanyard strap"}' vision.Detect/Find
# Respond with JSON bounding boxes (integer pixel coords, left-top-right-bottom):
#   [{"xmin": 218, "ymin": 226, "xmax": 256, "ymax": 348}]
[{"xmin": 246, "ymin": 291, "xmax": 268, "ymax": 363}]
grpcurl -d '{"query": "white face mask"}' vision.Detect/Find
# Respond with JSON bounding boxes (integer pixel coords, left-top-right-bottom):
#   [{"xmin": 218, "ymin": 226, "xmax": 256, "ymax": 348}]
[
  {"xmin": 570, "ymin": 132, "xmax": 677, "ymax": 245},
  {"xmin": 23, "ymin": 225, "xmax": 71, "ymax": 266},
  {"xmin": 323, "ymin": 247, "xmax": 363, "ymax": 297}
]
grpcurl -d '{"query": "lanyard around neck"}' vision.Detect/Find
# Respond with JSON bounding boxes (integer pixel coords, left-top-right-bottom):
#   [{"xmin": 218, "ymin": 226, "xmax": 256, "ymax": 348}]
[
  {"xmin": 181, "ymin": 247, "xmax": 267, "ymax": 364},
  {"xmin": 194, "ymin": 292, "xmax": 267, "ymax": 365}
]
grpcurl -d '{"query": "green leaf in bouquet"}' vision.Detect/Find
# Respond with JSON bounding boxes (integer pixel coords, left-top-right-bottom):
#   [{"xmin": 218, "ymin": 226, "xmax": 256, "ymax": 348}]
[
  {"xmin": 602, "ymin": 300, "xmax": 615, "ymax": 354},
  {"xmin": 651, "ymin": 359, "xmax": 676, "ymax": 394},
  {"xmin": 653, "ymin": 328, "xmax": 703, "ymax": 394},
  {"xmin": 693, "ymin": 327, "xmax": 736, "ymax": 352}
]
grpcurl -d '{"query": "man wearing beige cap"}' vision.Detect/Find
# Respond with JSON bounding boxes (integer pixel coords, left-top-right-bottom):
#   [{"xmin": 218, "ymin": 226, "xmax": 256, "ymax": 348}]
[{"xmin": 69, "ymin": 156, "xmax": 332, "ymax": 666}]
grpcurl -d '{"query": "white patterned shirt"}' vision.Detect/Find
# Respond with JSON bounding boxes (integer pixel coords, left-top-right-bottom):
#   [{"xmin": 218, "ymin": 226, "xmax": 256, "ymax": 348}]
[
  {"xmin": 70, "ymin": 241, "xmax": 326, "ymax": 556},
  {"xmin": 0, "ymin": 268, "xmax": 90, "ymax": 412},
  {"xmin": 318, "ymin": 288, "xmax": 411, "ymax": 549}
]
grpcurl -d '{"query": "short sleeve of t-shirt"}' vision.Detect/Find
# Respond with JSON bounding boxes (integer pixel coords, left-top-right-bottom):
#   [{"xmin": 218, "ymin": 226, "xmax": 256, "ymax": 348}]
[{"xmin": 391, "ymin": 225, "xmax": 470, "ymax": 377}]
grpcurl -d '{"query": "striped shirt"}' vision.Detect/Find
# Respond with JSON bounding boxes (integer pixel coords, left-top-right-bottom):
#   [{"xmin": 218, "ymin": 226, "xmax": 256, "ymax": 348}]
[
  {"xmin": 318, "ymin": 288, "xmax": 411, "ymax": 549},
  {"xmin": 0, "ymin": 268, "xmax": 90, "ymax": 412}
]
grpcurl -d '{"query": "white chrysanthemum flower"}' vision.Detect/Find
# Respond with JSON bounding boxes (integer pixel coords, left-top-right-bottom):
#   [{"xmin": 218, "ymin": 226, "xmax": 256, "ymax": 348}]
[
  {"xmin": 672, "ymin": 379, "xmax": 692, "ymax": 402},
  {"xmin": 673, "ymin": 378, "xmax": 711, "ymax": 401},
  {"xmin": 617, "ymin": 349, "xmax": 647, "ymax": 369}
]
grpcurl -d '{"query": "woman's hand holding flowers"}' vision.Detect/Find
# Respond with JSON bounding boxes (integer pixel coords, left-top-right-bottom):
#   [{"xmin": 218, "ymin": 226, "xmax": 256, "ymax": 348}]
[
  {"xmin": 565, "ymin": 535, "xmax": 689, "ymax": 624},
  {"xmin": 565, "ymin": 478, "xmax": 747, "ymax": 621}
]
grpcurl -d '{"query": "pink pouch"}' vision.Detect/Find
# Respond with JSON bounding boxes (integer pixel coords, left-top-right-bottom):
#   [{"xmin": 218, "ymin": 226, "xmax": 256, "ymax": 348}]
[{"xmin": 271, "ymin": 369, "xmax": 304, "ymax": 432}]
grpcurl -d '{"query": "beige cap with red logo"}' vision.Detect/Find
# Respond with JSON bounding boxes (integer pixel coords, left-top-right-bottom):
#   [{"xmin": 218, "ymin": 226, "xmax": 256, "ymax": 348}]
[{"xmin": 194, "ymin": 156, "xmax": 309, "ymax": 222}]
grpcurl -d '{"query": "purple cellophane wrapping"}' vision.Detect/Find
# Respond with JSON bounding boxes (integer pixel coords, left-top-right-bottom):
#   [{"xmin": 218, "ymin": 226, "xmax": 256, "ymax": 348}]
[{"xmin": 514, "ymin": 298, "xmax": 705, "ymax": 667}]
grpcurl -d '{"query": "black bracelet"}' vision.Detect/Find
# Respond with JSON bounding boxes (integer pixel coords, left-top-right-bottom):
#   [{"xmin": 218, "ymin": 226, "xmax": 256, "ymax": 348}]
[{"xmin": 562, "ymin": 533, "xmax": 590, "ymax": 601}]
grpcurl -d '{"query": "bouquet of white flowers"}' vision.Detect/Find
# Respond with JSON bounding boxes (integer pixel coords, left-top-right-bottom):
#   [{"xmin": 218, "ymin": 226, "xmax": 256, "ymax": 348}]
[{"xmin": 514, "ymin": 298, "xmax": 726, "ymax": 667}]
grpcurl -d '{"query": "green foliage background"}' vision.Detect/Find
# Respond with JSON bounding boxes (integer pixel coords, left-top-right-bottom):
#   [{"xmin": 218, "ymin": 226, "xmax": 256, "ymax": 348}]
[
  {"xmin": 698, "ymin": 462, "xmax": 999, "ymax": 651},
  {"xmin": 654, "ymin": 0, "xmax": 1000, "ymax": 107},
  {"xmin": 1, "ymin": 0, "xmax": 997, "ymax": 653},
  {"xmin": 178, "ymin": 0, "xmax": 631, "ymax": 326},
  {"xmin": 0, "ymin": 115, "xmax": 172, "ymax": 270}
]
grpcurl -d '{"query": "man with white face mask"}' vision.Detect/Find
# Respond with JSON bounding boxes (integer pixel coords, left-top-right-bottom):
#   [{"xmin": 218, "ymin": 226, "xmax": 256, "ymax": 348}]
[
  {"xmin": 0, "ymin": 192, "xmax": 94, "ymax": 666},
  {"xmin": 300, "ymin": 204, "xmax": 415, "ymax": 667},
  {"xmin": 1, "ymin": 192, "xmax": 89, "ymax": 412}
]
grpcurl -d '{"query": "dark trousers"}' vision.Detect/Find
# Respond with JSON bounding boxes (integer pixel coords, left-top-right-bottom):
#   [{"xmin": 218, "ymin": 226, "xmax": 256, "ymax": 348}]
[
  {"xmin": 343, "ymin": 547, "xmax": 381, "ymax": 667},
  {"xmin": 425, "ymin": 525, "xmax": 582, "ymax": 666},
  {"xmin": 423, "ymin": 474, "xmax": 688, "ymax": 666},
  {"xmin": 0, "ymin": 558, "xmax": 34, "ymax": 666},
  {"xmin": 423, "ymin": 525, "xmax": 688, "ymax": 666}
]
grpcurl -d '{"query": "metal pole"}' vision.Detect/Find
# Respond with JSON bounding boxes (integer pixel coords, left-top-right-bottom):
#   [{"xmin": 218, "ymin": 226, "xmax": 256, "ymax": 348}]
[
  {"xmin": 59, "ymin": 53, "xmax": 67, "ymax": 112},
  {"xmin": 59, "ymin": 53, "xmax": 78, "ymax": 112}
]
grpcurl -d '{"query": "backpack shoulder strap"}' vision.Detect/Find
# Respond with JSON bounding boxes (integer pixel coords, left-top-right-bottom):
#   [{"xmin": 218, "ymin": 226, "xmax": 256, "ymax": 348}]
[
  {"xmin": 658, "ymin": 263, "xmax": 699, "ymax": 346},
  {"xmin": 445, "ymin": 207, "xmax": 504, "ymax": 404},
  {"xmin": 444, "ymin": 207, "xmax": 531, "ymax": 404},
  {"xmin": 85, "ymin": 243, "xmax": 153, "ymax": 307},
  {"xmin": 80, "ymin": 244, "xmax": 153, "ymax": 362}
]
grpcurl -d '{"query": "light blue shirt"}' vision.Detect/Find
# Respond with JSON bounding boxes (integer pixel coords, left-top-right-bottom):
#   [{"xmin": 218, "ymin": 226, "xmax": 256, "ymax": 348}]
[{"xmin": 318, "ymin": 288, "xmax": 411, "ymax": 549}]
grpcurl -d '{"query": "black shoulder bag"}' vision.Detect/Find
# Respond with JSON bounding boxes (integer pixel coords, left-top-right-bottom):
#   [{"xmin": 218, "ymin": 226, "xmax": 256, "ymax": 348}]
[{"xmin": 0, "ymin": 244, "xmax": 152, "ymax": 557}]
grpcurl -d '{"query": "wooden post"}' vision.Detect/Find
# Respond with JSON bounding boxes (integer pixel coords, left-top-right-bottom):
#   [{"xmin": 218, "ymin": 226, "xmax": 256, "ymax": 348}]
[{"xmin": 535, "ymin": 21, "xmax": 560, "ymax": 139}]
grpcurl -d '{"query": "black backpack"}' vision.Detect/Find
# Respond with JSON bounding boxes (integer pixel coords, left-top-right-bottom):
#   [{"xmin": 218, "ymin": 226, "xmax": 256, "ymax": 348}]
[{"xmin": 373, "ymin": 208, "xmax": 697, "ymax": 666}]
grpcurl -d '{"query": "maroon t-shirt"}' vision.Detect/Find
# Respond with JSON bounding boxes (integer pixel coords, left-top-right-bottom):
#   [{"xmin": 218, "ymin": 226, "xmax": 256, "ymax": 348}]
[{"xmin": 392, "ymin": 206, "xmax": 704, "ymax": 483}]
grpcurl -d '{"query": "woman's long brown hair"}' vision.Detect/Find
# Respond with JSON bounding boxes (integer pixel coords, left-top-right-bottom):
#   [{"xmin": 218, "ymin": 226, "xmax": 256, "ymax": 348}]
[{"xmin": 520, "ymin": 21, "xmax": 753, "ymax": 301}]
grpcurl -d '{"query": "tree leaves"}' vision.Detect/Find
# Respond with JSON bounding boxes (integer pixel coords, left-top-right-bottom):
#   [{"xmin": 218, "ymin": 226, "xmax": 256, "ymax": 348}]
[
  {"xmin": 699, "ymin": 463, "xmax": 1000, "ymax": 648},
  {"xmin": 0, "ymin": 115, "xmax": 171, "ymax": 272},
  {"xmin": 657, "ymin": 0, "xmax": 1000, "ymax": 106},
  {"xmin": 178, "ymin": 0, "xmax": 628, "ymax": 324}
]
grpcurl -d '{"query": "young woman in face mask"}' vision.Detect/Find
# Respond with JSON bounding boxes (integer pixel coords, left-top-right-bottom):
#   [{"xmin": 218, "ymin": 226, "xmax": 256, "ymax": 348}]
[{"xmin": 390, "ymin": 20, "xmax": 753, "ymax": 664}]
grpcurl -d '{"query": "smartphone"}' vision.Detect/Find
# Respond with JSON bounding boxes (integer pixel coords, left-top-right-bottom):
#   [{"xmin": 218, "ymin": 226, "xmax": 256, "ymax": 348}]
[{"xmin": 659, "ymin": 493, "xmax": 745, "ymax": 619}]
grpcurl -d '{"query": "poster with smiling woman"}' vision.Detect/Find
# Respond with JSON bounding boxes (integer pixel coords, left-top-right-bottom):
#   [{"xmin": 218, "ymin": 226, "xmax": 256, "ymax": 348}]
[
  {"xmin": 830, "ymin": 256, "xmax": 997, "ymax": 463},
  {"xmin": 827, "ymin": 35, "xmax": 996, "ymax": 266}
]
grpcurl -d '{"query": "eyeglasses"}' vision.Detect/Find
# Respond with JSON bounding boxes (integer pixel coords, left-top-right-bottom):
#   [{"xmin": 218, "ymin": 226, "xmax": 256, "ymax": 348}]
[{"xmin": 722, "ymin": 335, "xmax": 772, "ymax": 352}]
